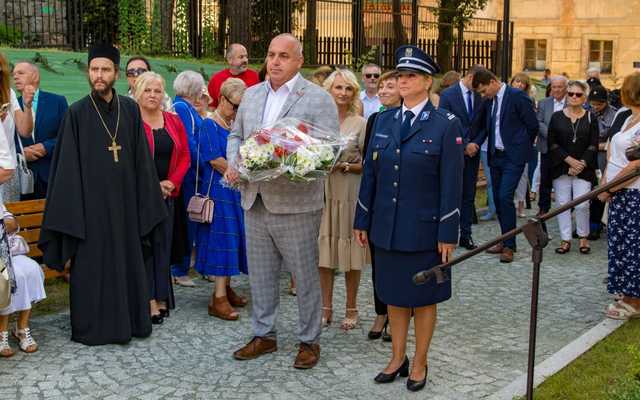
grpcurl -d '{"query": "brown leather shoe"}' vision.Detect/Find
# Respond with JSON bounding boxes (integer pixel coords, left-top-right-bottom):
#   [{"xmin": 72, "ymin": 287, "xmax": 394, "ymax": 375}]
[
  {"xmin": 233, "ymin": 336, "xmax": 277, "ymax": 360},
  {"xmin": 208, "ymin": 295, "xmax": 239, "ymax": 321},
  {"xmin": 486, "ymin": 244, "xmax": 504, "ymax": 254},
  {"xmin": 293, "ymin": 342, "xmax": 320, "ymax": 369},
  {"xmin": 500, "ymin": 248, "xmax": 514, "ymax": 263},
  {"xmin": 226, "ymin": 286, "xmax": 248, "ymax": 307}
]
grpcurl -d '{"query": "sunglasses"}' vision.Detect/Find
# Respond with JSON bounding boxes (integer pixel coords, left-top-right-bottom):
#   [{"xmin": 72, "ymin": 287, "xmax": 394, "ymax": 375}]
[
  {"xmin": 126, "ymin": 68, "xmax": 148, "ymax": 77},
  {"xmin": 365, "ymin": 73, "xmax": 380, "ymax": 79},
  {"xmin": 567, "ymin": 92, "xmax": 584, "ymax": 98},
  {"xmin": 223, "ymin": 95, "xmax": 240, "ymax": 111}
]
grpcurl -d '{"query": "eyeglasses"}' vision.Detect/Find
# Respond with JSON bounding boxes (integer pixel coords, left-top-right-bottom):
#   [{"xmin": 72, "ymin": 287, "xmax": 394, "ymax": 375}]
[
  {"xmin": 567, "ymin": 92, "xmax": 584, "ymax": 98},
  {"xmin": 223, "ymin": 95, "xmax": 240, "ymax": 111},
  {"xmin": 126, "ymin": 68, "xmax": 148, "ymax": 77},
  {"xmin": 365, "ymin": 73, "xmax": 380, "ymax": 79}
]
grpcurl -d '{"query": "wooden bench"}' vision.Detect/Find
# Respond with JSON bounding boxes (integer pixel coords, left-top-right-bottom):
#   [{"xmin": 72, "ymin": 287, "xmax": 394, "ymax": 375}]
[{"xmin": 4, "ymin": 199, "xmax": 65, "ymax": 280}]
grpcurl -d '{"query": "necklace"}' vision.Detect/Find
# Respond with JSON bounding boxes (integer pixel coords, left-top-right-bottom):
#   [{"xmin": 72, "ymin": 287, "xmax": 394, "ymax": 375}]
[
  {"xmin": 570, "ymin": 115, "xmax": 581, "ymax": 143},
  {"xmin": 90, "ymin": 93, "xmax": 122, "ymax": 162},
  {"xmin": 213, "ymin": 110, "xmax": 231, "ymax": 130}
]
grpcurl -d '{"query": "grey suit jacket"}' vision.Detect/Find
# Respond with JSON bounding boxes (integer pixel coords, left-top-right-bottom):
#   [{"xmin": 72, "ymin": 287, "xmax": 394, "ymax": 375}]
[
  {"xmin": 537, "ymin": 96, "xmax": 565, "ymax": 154},
  {"xmin": 227, "ymin": 75, "xmax": 340, "ymax": 213}
]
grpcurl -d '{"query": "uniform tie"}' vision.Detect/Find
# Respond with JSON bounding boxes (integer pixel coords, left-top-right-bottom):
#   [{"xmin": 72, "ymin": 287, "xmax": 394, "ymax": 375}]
[{"xmin": 400, "ymin": 110, "xmax": 415, "ymax": 141}]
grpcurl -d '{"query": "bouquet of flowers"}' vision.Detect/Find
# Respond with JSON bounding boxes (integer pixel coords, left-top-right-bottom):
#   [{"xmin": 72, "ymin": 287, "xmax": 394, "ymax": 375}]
[{"xmin": 232, "ymin": 118, "xmax": 348, "ymax": 183}]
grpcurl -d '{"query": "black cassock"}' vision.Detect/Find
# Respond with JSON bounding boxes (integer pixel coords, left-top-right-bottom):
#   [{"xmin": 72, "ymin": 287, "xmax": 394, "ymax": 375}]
[{"xmin": 39, "ymin": 91, "xmax": 167, "ymax": 346}]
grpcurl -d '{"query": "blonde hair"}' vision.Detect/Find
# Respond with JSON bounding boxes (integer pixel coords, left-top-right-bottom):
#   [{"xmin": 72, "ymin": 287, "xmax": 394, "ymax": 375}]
[
  {"xmin": 133, "ymin": 71, "xmax": 165, "ymax": 103},
  {"xmin": 510, "ymin": 72, "xmax": 532, "ymax": 95},
  {"xmin": 621, "ymin": 72, "xmax": 640, "ymax": 108},
  {"xmin": 219, "ymin": 77, "xmax": 246, "ymax": 102},
  {"xmin": 377, "ymin": 70, "xmax": 398, "ymax": 89},
  {"xmin": 323, "ymin": 68, "xmax": 362, "ymax": 115}
]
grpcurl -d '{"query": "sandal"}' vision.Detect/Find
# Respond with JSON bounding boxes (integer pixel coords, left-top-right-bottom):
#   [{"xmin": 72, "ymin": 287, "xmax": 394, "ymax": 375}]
[
  {"xmin": 322, "ymin": 307, "xmax": 333, "ymax": 327},
  {"xmin": 579, "ymin": 237, "xmax": 591, "ymax": 254},
  {"xmin": 555, "ymin": 240, "xmax": 571, "ymax": 254},
  {"xmin": 207, "ymin": 295, "xmax": 239, "ymax": 321},
  {"xmin": 226, "ymin": 286, "xmax": 248, "ymax": 307},
  {"xmin": 341, "ymin": 308, "xmax": 359, "ymax": 331},
  {"xmin": 606, "ymin": 300, "xmax": 640, "ymax": 320},
  {"xmin": 0, "ymin": 331, "xmax": 14, "ymax": 358},
  {"xmin": 12, "ymin": 327, "xmax": 38, "ymax": 353}
]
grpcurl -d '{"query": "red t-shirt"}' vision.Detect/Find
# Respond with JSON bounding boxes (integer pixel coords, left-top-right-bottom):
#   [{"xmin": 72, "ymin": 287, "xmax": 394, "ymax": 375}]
[{"xmin": 207, "ymin": 68, "xmax": 260, "ymax": 108}]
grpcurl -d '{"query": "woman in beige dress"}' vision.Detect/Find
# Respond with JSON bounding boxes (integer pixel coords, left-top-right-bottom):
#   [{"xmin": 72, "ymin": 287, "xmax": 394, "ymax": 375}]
[{"xmin": 319, "ymin": 69, "xmax": 370, "ymax": 330}]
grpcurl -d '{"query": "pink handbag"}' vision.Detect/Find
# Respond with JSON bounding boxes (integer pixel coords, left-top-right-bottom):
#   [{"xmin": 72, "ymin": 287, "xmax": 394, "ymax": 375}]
[{"xmin": 187, "ymin": 195, "xmax": 214, "ymax": 223}]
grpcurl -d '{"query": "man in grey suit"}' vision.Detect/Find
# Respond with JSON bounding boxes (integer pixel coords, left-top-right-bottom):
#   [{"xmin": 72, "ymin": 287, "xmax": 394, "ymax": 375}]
[
  {"xmin": 225, "ymin": 34, "xmax": 339, "ymax": 369},
  {"xmin": 536, "ymin": 75, "xmax": 567, "ymax": 214}
]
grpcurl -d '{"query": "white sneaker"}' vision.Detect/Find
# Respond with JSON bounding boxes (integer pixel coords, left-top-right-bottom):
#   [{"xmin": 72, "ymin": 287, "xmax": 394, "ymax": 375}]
[
  {"xmin": 173, "ymin": 276, "xmax": 196, "ymax": 287},
  {"xmin": 0, "ymin": 331, "xmax": 14, "ymax": 357}
]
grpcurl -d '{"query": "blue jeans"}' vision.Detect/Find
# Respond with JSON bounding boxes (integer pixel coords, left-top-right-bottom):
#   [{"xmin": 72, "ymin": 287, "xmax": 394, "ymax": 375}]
[
  {"xmin": 490, "ymin": 152, "xmax": 525, "ymax": 250},
  {"xmin": 480, "ymin": 150, "xmax": 496, "ymax": 216}
]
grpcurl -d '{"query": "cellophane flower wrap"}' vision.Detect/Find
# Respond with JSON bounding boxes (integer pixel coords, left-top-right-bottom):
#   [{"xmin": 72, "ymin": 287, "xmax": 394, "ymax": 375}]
[{"xmin": 233, "ymin": 118, "xmax": 348, "ymax": 183}]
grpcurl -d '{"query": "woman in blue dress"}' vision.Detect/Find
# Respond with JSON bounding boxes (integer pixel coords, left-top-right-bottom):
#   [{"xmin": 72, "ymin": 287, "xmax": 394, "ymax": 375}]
[
  {"xmin": 195, "ymin": 78, "xmax": 248, "ymax": 321},
  {"xmin": 170, "ymin": 71, "xmax": 207, "ymax": 288}
]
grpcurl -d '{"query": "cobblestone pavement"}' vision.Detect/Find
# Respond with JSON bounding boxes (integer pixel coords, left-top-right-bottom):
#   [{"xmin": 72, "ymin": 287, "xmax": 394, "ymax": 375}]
[{"xmin": 0, "ymin": 210, "xmax": 612, "ymax": 399}]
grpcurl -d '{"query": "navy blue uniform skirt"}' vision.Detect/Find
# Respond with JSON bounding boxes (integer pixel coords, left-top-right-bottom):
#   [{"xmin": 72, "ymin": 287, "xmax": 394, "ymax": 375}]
[{"xmin": 374, "ymin": 245, "xmax": 452, "ymax": 307}]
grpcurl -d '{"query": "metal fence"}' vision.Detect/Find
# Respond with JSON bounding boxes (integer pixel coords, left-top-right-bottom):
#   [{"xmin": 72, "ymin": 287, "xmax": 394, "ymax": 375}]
[{"xmin": 1, "ymin": 0, "xmax": 511, "ymax": 73}]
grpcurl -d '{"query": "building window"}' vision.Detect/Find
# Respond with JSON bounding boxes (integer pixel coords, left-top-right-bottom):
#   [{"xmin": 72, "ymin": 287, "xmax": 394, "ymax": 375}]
[
  {"xmin": 589, "ymin": 40, "xmax": 613, "ymax": 74},
  {"xmin": 524, "ymin": 39, "xmax": 546, "ymax": 71}
]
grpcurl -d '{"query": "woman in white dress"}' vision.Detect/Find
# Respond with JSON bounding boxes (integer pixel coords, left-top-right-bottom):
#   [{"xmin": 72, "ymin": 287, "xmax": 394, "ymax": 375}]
[{"xmin": 0, "ymin": 53, "xmax": 34, "ymax": 202}]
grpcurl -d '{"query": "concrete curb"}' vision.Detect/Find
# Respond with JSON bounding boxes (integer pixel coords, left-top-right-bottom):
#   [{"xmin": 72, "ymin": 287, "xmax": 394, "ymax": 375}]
[{"xmin": 489, "ymin": 318, "xmax": 626, "ymax": 400}]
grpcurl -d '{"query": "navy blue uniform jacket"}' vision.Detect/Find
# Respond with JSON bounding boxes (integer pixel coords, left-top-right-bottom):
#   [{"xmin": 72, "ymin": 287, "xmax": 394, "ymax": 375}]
[
  {"xmin": 18, "ymin": 90, "xmax": 69, "ymax": 184},
  {"xmin": 354, "ymin": 101, "xmax": 464, "ymax": 252}
]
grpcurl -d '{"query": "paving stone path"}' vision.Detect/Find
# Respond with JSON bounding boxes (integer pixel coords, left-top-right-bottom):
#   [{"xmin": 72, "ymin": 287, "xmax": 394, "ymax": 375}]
[{"xmin": 0, "ymin": 210, "xmax": 611, "ymax": 399}]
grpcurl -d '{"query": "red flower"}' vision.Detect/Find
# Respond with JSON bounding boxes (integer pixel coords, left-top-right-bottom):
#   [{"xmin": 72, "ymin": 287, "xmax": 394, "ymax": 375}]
[
  {"xmin": 297, "ymin": 123, "xmax": 309, "ymax": 134},
  {"xmin": 274, "ymin": 146, "xmax": 286, "ymax": 158},
  {"xmin": 255, "ymin": 130, "xmax": 271, "ymax": 145}
]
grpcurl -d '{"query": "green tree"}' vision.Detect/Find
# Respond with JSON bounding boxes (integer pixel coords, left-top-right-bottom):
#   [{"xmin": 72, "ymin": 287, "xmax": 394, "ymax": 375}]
[
  {"xmin": 150, "ymin": 0, "xmax": 163, "ymax": 53},
  {"xmin": 118, "ymin": 0, "xmax": 149, "ymax": 52},
  {"xmin": 435, "ymin": 0, "xmax": 489, "ymax": 71},
  {"xmin": 174, "ymin": 0, "xmax": 190, "ymax": 55}
]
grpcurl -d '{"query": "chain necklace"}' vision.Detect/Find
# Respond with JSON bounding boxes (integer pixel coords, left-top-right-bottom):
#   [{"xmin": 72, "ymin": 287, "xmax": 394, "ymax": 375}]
[
  {"xmin": 213, "ymin": 109, "xmax": 232, "ymax": 130},
  {"xmin": 89, "ymin": 92, "xmax": 122, "ymax": 162},
  {"xmin": 570, "ymin": 116, "xmax": 581, "ymax": 143}
]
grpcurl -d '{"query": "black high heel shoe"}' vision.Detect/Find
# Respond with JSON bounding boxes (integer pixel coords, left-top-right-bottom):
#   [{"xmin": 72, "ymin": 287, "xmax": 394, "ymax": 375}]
[
  {"xmin": 382, "ymin": 323, "xmax": 392, "ymax": 342},
  {"xmin": 159, "ymin": 309, "xmax": 170, "ymax": 318},
  {"xmin": 151, "ymin": 314, "xmax": 164, "ymax": 325},
  {"xmin": 368, "ymin": 319, "xmax": 387, "ymax": 340},
  {"xmin": 406, "ymin": 365, "xmax": 428, "ymax": 392},
  {"xmin": 374, "ymin": 356, "xmax": 409, "ymax": 383}
]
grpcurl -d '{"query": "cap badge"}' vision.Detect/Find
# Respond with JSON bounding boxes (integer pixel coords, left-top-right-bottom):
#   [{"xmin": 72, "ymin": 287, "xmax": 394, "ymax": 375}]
[{"xmin": 405, "ymin": 48, "xmax": 413, "ymax": 57}]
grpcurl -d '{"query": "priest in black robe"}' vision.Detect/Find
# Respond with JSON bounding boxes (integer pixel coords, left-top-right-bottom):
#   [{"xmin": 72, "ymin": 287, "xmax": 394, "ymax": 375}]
[{"xmin": 39, "ymin": 44, "xmax": 167, "ymax": 346}]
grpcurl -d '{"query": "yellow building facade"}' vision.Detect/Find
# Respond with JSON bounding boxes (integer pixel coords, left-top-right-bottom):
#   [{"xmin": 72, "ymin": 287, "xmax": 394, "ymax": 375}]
[{"xmin": 479, "ymin": 0, "xmax": 640, "ymax": 86}]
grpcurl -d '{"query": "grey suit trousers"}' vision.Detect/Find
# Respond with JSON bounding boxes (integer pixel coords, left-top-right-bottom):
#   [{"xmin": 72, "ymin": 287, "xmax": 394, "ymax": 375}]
[{"xmin": 245, "ymin": 197, "xmax": 323, "ymax": 344}]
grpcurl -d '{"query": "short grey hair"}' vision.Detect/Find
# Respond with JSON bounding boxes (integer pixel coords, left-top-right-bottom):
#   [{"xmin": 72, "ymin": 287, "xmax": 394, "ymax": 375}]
[
  {"xmin": 587, "ymin": 66, "xmax": 601, "ymax": 75},
  {"xmin": 361, "ymin": 63, "xmax": 381, "ymax": 73},
  {"xmin": 568, "ymin": 80, "xmax": 589, "ymax": 95},
  {"xmin": 549, "ymin": 75, "xmax": 568, "ymax": 86},
  {"xmin": 173, "ymin": 70, "xmax": 205, "ymax": 99},
  {"xmin": 271, "ymin": 33, "xmax": 303, "ymax": 58},
  {"xmin": 225, "ymin": 43, "xmax": 246, "ymax": 61}
]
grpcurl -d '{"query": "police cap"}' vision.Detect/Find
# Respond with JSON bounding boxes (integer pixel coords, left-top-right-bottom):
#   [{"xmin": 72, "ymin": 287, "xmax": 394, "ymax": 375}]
[{"xmin": 395, "ymin": 45, "xmax": 440, "ymax": 75}]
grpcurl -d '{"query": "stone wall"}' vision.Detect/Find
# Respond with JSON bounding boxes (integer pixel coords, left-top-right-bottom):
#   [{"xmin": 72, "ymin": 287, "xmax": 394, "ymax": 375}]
[
  {"xmin": 482, "ymin": 0, "xmax": 640, "ymax": 86},
  {"xmin": 0, "ymin": 0, "xmax": 67, "ymax": 46}
]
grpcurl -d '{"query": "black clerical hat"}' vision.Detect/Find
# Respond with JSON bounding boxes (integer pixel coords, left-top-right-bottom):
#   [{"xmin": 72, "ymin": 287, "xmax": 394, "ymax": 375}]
[
  {"xmin": 586, "ymin": 76, "xmax": 602, "ymax": 88},
  {"xmin": 88, "ymin": 43, "xmax": 120, "ymax": 67},
  {"xmin": 395, "ymin": 45, "xmax": 440, "ymax": 75},
  {"xmin": 588, "ymin": 85, "xmax": 608, "ymax": 102}
]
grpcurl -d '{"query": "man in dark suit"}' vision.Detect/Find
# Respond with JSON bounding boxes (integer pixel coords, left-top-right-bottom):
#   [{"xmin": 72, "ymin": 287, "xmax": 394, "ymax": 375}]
[
  {"xmin": 472, "ymin": 69, "xmax": 538, "ymax": 262},
  {"xmin": 13, "ymin": 62, "xmax": 68, "ymax": 199},
  {"xmin": 438, "ymin": 65, "xmax": 486, "ymax": 250}
]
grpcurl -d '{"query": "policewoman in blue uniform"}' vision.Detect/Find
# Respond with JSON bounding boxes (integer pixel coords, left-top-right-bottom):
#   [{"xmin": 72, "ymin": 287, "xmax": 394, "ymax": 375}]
[{"xmin": 354, "ymin": 46, "xmax": 464, "ymax": 392}]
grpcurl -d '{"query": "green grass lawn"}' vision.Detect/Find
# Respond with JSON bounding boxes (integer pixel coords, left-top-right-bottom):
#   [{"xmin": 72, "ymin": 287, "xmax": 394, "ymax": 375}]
[
  {"xmin": 1, "ymin": 47, "xmax": 231, "ymax": 103},
  {"xmin": 519, "ymin": 320, "xmax": 640, "ymax": 400}
]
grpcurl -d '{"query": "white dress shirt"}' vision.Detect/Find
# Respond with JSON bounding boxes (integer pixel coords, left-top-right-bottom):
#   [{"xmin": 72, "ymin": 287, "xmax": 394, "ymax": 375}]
[
  {"xmin": 262, "ymin": 73, "xmax": 300, "ymax": 125},
  {"xmin": 459, "ymin": 80, "xmax": 474, "ymax": 115},
  {"xmin": 553, "ymin": 97, "xmax": 566, "ymax": 112},
  {"xmin": 401, "ymin": 97, "xmax": 430, "ymax": 125},
  {"xmin": 492, "ymin": 83, "xmax": 507, "ymax": 150},
  {"xmin": 360, "ymin": 91, "xmax": 382, "ymax": 120}
]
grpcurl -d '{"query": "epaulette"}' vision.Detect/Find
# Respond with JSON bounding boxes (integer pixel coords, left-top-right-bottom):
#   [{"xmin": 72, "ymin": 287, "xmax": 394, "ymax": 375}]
[{"xmin": 432, "ymin": 107, "xmax": 458, "ymax": 122}]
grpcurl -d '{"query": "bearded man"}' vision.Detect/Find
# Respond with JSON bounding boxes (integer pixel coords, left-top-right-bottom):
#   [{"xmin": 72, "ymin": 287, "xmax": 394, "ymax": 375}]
[
  {"xmin": 38, "ymin": 43, "xmax": 167, "ymax": 345},
  {"xmin": 207, "ymin": 43, "xmax": 259, "ymax": 108}
]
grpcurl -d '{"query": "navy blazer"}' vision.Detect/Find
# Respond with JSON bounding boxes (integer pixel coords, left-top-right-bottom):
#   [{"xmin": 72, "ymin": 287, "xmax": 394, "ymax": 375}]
[
  {"xmin": 354, "ymin": 101, "xmax": 464, "ymax": 252},
  {"xmin": 482, "ymin": 85, "xmax": 538, "ymax": 166},
  {"xmin": 438, "ymin": 82, "xmax": 486, "ymax": 147},
  {"xmin": 18, "ymin": 90, "xmax": 68, "ymax": 183}
]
